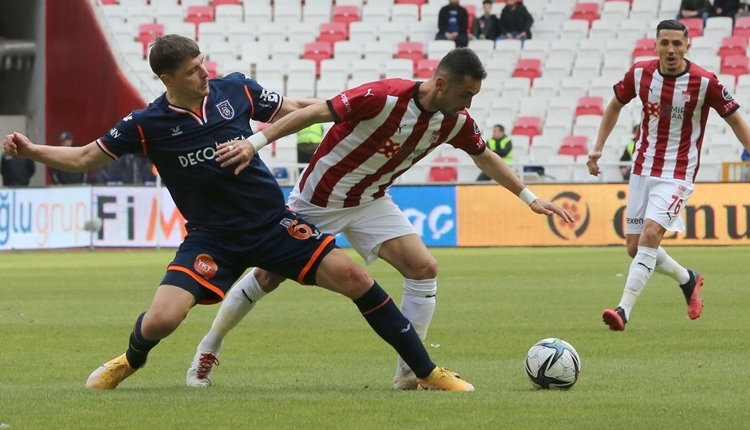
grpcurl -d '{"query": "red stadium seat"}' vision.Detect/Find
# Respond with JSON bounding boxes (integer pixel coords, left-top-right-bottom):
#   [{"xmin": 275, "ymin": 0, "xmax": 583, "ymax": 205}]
[
  {"xmin": 319, "ymin": 22, "xmax": 348, "ymax": 45},
  {"xmin": 559, "ymin": 136, "xmax": 589, "ymax": 160},
  {"xmin": 428, "ymin": 157, "xmax": 458, "ymax": 182},
  {"xmin": 186, "ymin": 6, "xmax": 215, "ymax": 29},
  {"xmin": 733, "ymin": 16, "xmax": 750, "ymax": 37},
  {"xmin": 575, "ymin": 96, "xmax": 604, "ymax": 117},
  {"xmin": 397, "ymin": 41, "xmax": 424, "ymax": 74},
  {"xmin": 332, "ymin": 6, "xmax": 360, "ymax": 28},
  {"xmin": 632, "ymin": 38, "xmax": 656, "ymax": 60},
  {"xmin": 396, "ymin": 0, "xmax": 426, "ymax": 5},
  {"xmin": 512, "ymin": 116, "xmax": 542, "ymax": 138},
  {"xmin": 101, "ymin": 0, "xmax": 117, "ymax": 4},
  {"xmin": 719, "ymin": 36, "xmax": 749, "ymax": 59},
  {"xmin": 416, "ymin": 59, "xmax": 439, "ymax": 78},
  {"xmin": 303, "ymin": 42, "xmax": 333, "ymax": 75},
  {"xmin": 512, "ymin": 58, "xmax": 542, "ymax": 82},
  {"xmin": 213, "ymin": 0, "xmax": 239, "ymax": 5},
  {"xmin": 571, "ymin": 2, "xmax": 600, "ymax": 26},
  {"xmin": 721, "ymin": 55, "xmax": 750, "ymax": 78},
  {"xmin": 138, "ymin": 23, "xmax": 164, "ymax": 56},
  {"xmin": 464, "ymin": 4, "xmax": 476, "ymax": 34},
  {"xmin": 205, "ymin": 60, "xmax": 218, "ymax": 79},
  {"xmin": 679, "ymin": 18, "xmax": 703, "ymax": 37}
]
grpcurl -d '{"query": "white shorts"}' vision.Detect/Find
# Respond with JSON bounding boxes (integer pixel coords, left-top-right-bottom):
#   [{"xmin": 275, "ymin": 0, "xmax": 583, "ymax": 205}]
[
  {"xmin": 625, "ymin": 175, "xmax": 694, "ymax": 235},
  {"xmin": 287, "ymin": 194, "xmax": 417, "ymax": 265}
]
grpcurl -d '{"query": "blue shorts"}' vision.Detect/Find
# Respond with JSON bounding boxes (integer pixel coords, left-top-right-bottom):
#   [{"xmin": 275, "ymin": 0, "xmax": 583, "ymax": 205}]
[{"xmin": 162, "ymin": 209, "xmax": 337, "ymax": 305}]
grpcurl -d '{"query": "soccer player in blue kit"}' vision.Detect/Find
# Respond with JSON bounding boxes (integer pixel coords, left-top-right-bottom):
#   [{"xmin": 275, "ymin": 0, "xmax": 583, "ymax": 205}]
[{"xmin": 2, "ymin": 35, "xmax": 474, "ymax": 391}]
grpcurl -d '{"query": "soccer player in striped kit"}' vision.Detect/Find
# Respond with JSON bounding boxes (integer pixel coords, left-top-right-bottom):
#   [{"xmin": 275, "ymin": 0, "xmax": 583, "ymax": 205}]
[
  {"xmin": 587, "ymin": 20, "xmax": 750, "ymax": 330},
  {"xmin": 187, "ymin": 48, "xmax": 573, "ymax": 389}
]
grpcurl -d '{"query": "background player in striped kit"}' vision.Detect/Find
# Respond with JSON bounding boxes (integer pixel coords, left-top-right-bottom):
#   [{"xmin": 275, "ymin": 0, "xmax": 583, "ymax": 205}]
[
  {"xmin": 187, "ymin": 48, "xmax": 573, "ymax": 389},
  {"xmin": 587, "ymin": 20, "xmax": 750, "ymax": 330}
]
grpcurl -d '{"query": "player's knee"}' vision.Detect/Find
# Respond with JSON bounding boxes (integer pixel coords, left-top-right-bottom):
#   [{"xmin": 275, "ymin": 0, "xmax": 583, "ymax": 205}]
[
  {"xmin": 255, "ymin": 268, "xmax": 283, "ymax": 293},
  {"xmin": 143, "ymin": 306, "xmax": 188, "ymax": 338},
  {"xmin": 402, "ymin": 255, "xmax": 438, "ymax": 279},
  {"xmin": 626, "ymin": 244, "xmax": 638, "ymax": 259}
]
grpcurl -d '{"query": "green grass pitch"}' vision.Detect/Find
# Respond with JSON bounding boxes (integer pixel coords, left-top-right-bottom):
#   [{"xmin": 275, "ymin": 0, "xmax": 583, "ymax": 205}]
[{"xmin": 1, "ymin": 247, "xmax": 749, "ymax": 429}]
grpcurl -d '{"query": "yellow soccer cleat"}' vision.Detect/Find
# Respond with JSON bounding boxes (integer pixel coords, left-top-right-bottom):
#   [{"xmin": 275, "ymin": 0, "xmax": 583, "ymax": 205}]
[
  {"xmin": 85, "ymin": 353, "xmax": 139, "ymax": 390},
  {"xmin": 416, "ymin": 367, "xmax": 475, "ymax": 392}
]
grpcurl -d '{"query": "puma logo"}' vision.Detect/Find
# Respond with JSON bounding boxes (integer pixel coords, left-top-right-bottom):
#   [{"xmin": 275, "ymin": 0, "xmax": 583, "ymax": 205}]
[
  {"xmin": 364, "ymin": 88, "xmax": 374, "ymax": 97},
  {"xmin": 637, "ymin": 262, "xmax": 653, "ymax": 273}
]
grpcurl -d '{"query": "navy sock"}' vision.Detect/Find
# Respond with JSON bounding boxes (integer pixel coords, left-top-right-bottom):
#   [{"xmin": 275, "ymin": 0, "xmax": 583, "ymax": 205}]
[
  {"xmin": 125, "ymin": 312, "xmax": 160, "ymax": 369},
  {"xmin": 353, "ymin": 282, "xmax": 436, "ymax": 378}
]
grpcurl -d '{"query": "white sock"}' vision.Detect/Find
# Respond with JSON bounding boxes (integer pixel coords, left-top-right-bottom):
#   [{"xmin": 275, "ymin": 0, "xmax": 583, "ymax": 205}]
[
  {"xmin": 618, "ymin": 246, "xmax": 657, "ymax": 321},
  {"xmin": 198, "ymin": 268, "xmax": 267, "ymax": 353},
  {"xmin": 395, "ymin": 278, "xmax": 437, "ymax": 378},
  {"xmin": 654, "ymin": 246, "xmax": 690, "ymax": 284}
]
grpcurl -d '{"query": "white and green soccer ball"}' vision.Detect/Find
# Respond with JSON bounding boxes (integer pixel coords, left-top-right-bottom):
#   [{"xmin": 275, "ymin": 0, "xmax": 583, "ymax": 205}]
[{"xmin": 524, "ymin": 338, "xmax": 581, "ymax": 390}]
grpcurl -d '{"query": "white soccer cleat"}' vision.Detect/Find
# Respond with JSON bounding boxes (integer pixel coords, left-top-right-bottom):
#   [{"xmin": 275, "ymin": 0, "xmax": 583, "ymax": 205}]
[{"xmin": 186, "ymin": 350, "xmax": 219, "ymax": 388}]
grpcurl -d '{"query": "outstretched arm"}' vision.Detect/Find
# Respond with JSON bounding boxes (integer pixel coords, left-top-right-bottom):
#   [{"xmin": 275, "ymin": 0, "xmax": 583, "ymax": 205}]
[
  {"xmin": 587, "ymin": 97, "xmax": 625, "ymax": 176},
  {"xmin": 3, "ymin": 132, "xmax": 111, "ymax": 172},
  {"xmin": 471, "ymin": 149, "xmax": 574, "ymax": 222},
  {"xmin": 217, "ymin": 101, "xmax": 334, "ymax": 174},
  {"xmin": 723, "ymin": 110, "xmax": 750, "ymax": 154}
]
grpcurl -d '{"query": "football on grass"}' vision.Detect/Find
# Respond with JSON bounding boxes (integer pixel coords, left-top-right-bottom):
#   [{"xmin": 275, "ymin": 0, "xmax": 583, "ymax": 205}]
[{"xmin": 525, "ymin": 338, "xmax": 581, "ymax": 390}]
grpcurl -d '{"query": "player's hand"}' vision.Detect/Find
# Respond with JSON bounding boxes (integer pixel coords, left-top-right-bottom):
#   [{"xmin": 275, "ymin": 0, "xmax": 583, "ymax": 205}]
[
  {"xmin": 586, "ymin": 151, "xmax": 602, "ymax": 176},
  {"xmin": 3, "ymin": 132, "xmax": 33, "ymax": 158},
  {"xmin": 530, "ymin": 199, "xmax": 574, "ymax": 223},
  {"xmin": 216, "ymin": 139, "xmax": 256, "ymax": 175}
]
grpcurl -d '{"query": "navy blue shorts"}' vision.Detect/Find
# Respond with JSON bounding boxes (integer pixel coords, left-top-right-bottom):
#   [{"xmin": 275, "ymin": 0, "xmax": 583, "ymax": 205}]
[{"xmin": 161, "ymin": 209, "xmax": 337, "ymax": 305}]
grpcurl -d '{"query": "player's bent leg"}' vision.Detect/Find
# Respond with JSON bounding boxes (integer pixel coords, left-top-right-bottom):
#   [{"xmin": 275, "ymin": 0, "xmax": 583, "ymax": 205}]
[
  {"xmin": 87, "ymin": 285, "xmax": 195, "ymax": 390},
  {"xmin": 314, "ymin": 250, "xmax": 473, "ymax": 391},
  {"xmin": 188, "ymin": 269, "xmax": 285, "ymax": 388},
  {"xmin": 378, "ymin": 234, "xmax": 438, "ymax": 390}
]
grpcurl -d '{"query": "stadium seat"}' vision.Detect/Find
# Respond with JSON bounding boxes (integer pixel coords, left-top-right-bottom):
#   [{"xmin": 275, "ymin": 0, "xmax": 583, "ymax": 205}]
[
  {"xmin": 320, "ymin": 59, "xmax": 350, "ymax": 82},
  {"xmin": 319, "ymin": 22, "xmax": 348, "ymax": 45},
  {"xmin": 416, "ymin": 59, "xmax": 439, "ymax": 79},
  {"xmin": 333, "ymin": 40, "xmax": 363, "ymax": 64},
  {"xmin": 679, "ymin": 18, "xmax": 703, "ymax": 38},
  {"xmin": 303, "ymin": 42, "xmax": 333, "ymax": 75},
  {"xmin": 349, "ymin": 21, "xmax": 377, "ymax": 46},
  {"xmin": 185, "ymin": 6, "xmax": 215, "ymax": 29},
  {"xmin": 571, "ymin": 2, "xmax": 600, "ymax": 26},
  {"xmin": 575, "ymin": 96, "xmax": 604, "ymax": 117},
  {"xmin": 719, "ymin": 36, "xmax": 749, "ymax": 59},
  {"xmin": 138, "ymin": 23, "xmax": 164, "ymax": 56},
  {"xmin": 600, "ymin": 1, "xmax": 629, "ymax": 21},
  {"xmin": 391, "ymin": 4, "xmax": 420, "ymax": 24},
  {"xmin": 303, "ymin": 4, "xmax": 332, "ymax": 28},
  {"xmin": 560, "ymin": 19, "xmax": 589, "ymax": 41},
  {"xmin": 379, "ymin": 22, "xmax": 409, "ymax": 47},
  {"xmin": 428, "ymin": 157, "xmax": 458, "ymax": 182},
  {"xmin": 288, "ymin": 22, "xmax": 319, "ymax": 48},
  {"xmin": 721, "ymin": 55, "xmax": 750, "ymax": 79},
  {"xmin": 361, "ymin": 2, "xmax": 391, "ymax": 24},
  {"xmin": 427, "ymin": 40, "xmax": 455, "ymax": 60},
  {"xmin": 332, "ymin": 5, "xmax": 360, "ymax": 28},
  {"xmin": 204, "ymin": 60, "xmax": 218, "ymax": 79},
  {"xmin": 385, "ymin": 58, "xmax": 414, "ymax": 79},
  {"xmin": 215, "ymin": 5, "xmax": 243, "ymax": 24},
  {"xmin": 512, "ymin": 116, "xmax": 543, "ymax": 138},
  {"xmin": 244, "ymin": 4, "xmax": 272, "ymax": 27},
  {"xmin": 213, "ymin": 0, "xmax": 239, "ymax": 5},
  {"xmin": 397, "ymin": 41, "xmax": 424, "ymax": 73},
  {"xmin": 396, "ymin": 0, "xmax": 426, "ymax": 5},
  {"xmin": 704, "ymin": 16, "xmax": 734, "ymax": 40},
  {"xmin": 632, "ymin": 38, "xmax": 656, "ymax": 60},
  {"xmin": 558, "ymin": 136, "xmax": 589, "ymax": 160},
  {"xmin": 734, "ymin": 16, "xmax": 750, "ymax": 38},
  {"xmin": 512, "ymin": 58, "xmax": 542, "ymax": 82},
  {"xmin": 197, "ymin": 22, "xmax": 226, "ymax": 46}
]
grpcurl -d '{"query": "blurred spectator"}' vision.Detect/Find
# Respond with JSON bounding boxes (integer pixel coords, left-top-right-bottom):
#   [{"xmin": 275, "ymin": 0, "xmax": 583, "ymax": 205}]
[
  {"xmin": 477, "ymin": 124, "xmax": 513, "ymax": 181},
  {"xmin": 436, "ymin": 0, "xmax": 469, "ymax": 48},
  {"xmin": 472, "ymin": 0, "xmax": 500, "ymax": 41},
  {"xmin": 677, "ymin": 0, "xmax": 712, "ymax": 20},
  {"xmin": 620, "ymin": 126, "xmax": 639, "ymax": 181},
  {"xmin": 94, "ymin": 153, "xmax": 156, "ymax": 185},
  {"xmin": 496, "ymin": 0, "xmax": 534, "ymax": 43},
  {"xmin": 50, "ymin": 131, "xmax": 86, "ymax": 185},
  {"xmin": 1, "ymin": 152, "xmax": 35, "ymax": 186},
  {"xmin": 713, "ymin": 0, "xmax": 745, "ymax": 18},
  {"xmin": 297, "ymin": 123, "xmax": 324, "ymax": 173},
  {"xmin": 742, "ymin": 148, "xmax": 749, "ymax": 181}
]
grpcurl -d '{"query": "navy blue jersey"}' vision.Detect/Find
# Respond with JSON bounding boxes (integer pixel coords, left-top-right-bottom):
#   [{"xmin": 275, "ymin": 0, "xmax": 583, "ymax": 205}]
[{"xmin": 97, "ymin": 73, "xmax": 285, "ymax": 232}]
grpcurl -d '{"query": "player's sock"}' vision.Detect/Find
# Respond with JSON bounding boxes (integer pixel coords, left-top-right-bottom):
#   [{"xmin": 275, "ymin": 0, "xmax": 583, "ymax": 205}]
[
  {"xmin": 354, "ymin": 281, "xmax": 436, "ymax": 379},
  {"xmin": 125, "ymin": 312, "xmax": 160, "ymax": 369},
  {"xmin": 654, "ymin": 246, "xmax": 690, "ymax": 284},
  {"xmin": 396, "ymin": 278, "xmax": 437, "ymax": 378},
  {"xmin": 198, "ymin": 268, "xmax": 265, "ymax": 353},
  {"xmin": 618, "ymin": 246, "xmax": 657, "ymax": 321}
]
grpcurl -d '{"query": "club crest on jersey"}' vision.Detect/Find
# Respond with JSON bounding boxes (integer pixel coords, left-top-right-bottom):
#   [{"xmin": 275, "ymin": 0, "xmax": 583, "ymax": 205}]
[
  {"xmin": 682, "ymin": 91, "xmax": 691, "ymax": 102},
  {"xmin": 722, "ymin": 87, "xmax": 734, "ymax": 101},
  {"xmin": 216, "ymin": 100, "xmax": 234, "ymax": 120},
  {"xmin": 428, "ymin": 131, "xmax": 441, "ymax": 145},
  {"xmin": 676, "ymin": 185, "xmax": 687, "ymax": 198}
]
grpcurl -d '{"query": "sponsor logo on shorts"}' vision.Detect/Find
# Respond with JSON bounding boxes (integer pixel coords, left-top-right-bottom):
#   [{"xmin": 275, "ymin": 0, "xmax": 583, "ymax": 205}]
[
  {"xmin": 627, "ymin": 217, "xmax": 643, "ymax": 225},
  {"xmin": 194, "ymin": 254, "xmax": 218, "ymax": 279}
]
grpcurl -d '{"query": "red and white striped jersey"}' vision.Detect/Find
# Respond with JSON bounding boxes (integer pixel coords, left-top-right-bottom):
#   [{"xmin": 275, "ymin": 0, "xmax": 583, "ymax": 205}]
[
  {"xmin": 293, "ymin": 79, "xmax": 486, "ymax": 208},
  {"xmin": 614, "ymin": 59, "xmax": 739, "ymax": 182}
]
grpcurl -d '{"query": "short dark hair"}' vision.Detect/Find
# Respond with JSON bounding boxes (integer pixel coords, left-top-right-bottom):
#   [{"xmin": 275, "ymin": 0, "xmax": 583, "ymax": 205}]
[
  {"xmin": 149, "ymin": 34, "xmax": 201, "ymax": 76},
  {"xmin": 656, "ymin": 19, "xmax": 688, "ymax": 39},
  {"xmin": 482, "ymin": 0, "xmax": 493, "ymax": 4},
  {"xmin": 436, "ymin": 48, "xmax": 488, "ymax": 82},
  {"xmin": 494, "ymin": 124, "xmax": 504, "ymax": 132}
]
